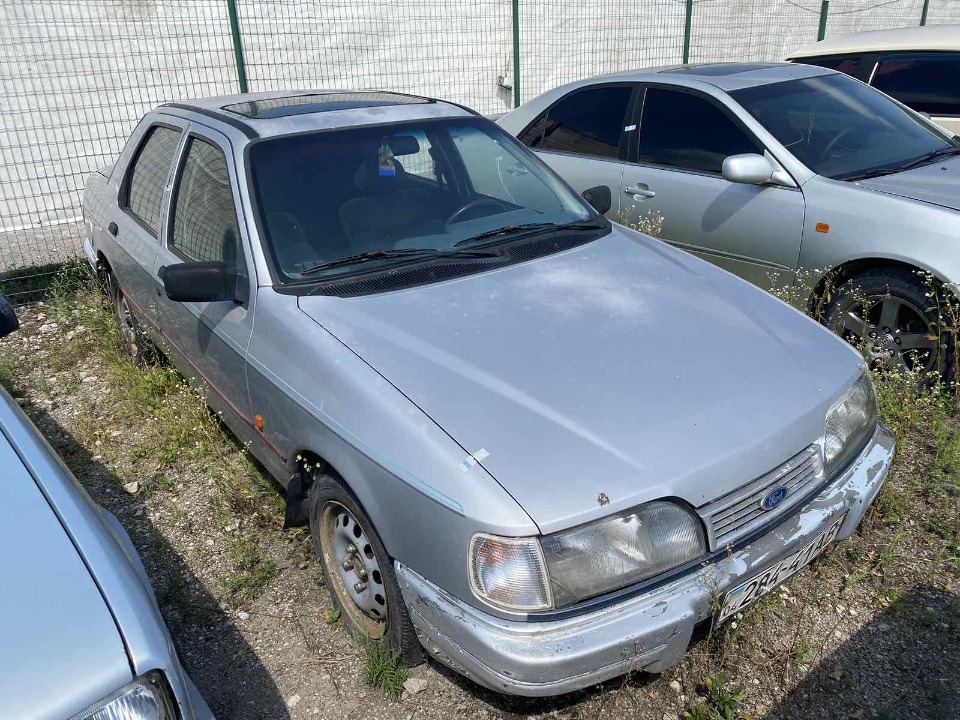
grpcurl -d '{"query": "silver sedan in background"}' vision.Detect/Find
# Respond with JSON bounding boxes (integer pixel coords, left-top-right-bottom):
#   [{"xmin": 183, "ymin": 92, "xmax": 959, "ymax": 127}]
[{"xmin": 498, "ymin": 62, "xmax": 960, "ymax": 378}]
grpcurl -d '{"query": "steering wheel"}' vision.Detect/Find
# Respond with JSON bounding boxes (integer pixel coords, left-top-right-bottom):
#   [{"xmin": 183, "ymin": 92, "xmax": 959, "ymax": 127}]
[
  {"xmin": 821, "ymin": 126, "xmax": 858, "ymax": 161},
  {"xmin": 446, "ymin": 198, "xmax": 505, "ymax": 225}
]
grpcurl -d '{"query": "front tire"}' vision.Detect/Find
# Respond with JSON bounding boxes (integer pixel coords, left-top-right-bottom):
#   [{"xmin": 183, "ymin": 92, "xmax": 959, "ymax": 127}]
[
  {"xmin": 308, "ymin": 473, "xmax": 423, "ymax": 664},
  {"xmin": 824, "ymin": 268, "xmax": 951, "ymax": 380}
]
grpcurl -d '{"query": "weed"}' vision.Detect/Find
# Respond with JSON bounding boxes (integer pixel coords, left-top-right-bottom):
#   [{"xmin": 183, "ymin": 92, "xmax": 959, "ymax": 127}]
[
  {"xmin": 325, "ymin": 607, "xmax": 342, "ymax": 625},
  {"xmin": 684, "ymin": 674, "xmax": 747, "ymax": 720},
  {"xmin": 223, "ymin": 533, "xmax": 277, "ymax": 603},
  {"xmin": 360, "ymin": 640, "xmax": 409, "ymax": 700}
]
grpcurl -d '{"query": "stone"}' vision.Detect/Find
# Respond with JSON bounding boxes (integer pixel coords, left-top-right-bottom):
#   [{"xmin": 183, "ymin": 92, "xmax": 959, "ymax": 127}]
[
  {"xmin": 403, "ymin": 677, "xmax": 428, "ymax": 697},
  {"xmin": 122, "ymin": 481, "xmax": 139, "ymax": 494}
]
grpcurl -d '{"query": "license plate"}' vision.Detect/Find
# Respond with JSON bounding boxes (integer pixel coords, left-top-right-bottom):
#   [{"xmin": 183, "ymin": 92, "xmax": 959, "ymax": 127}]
[{"xmin": 715, "ymin": 513, "xmax": 847, "ymax": 626}]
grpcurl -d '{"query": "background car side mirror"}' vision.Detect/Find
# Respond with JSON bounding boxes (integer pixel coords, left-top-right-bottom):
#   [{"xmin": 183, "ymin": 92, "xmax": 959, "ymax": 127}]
[
  {"xmin": 722, "ymin": 153, "xmax": 776, "ymax": 185},
  {"xmin": 159, "ymin": 262, "xmax": 245, "ymax": 304},
  {"xmin": 581, "ymin": 185, "xmax": 612, "ymax": 215},
  {"xmin": 0, "ymin": 296, "xmax": 19, "ymax": 339}
]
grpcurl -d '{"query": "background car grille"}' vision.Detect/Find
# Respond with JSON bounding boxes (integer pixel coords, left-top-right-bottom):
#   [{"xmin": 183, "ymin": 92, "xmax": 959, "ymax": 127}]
[{"xmin": 698, "ymin": 445, "xmax": 824, "ymax": 550}]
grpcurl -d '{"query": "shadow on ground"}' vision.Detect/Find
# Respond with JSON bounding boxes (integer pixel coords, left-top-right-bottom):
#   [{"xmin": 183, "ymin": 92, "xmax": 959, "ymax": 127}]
[
  {"xmin": 768, "ymin": 585, "xmax": 959, "ymax": 720},
  {"xmin": 24, "ymin": 402, "xmax": 291, "ymax": 720}
]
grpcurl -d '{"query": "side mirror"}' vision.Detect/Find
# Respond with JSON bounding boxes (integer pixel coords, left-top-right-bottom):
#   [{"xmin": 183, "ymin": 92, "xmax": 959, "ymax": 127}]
[
  {"xmin": 160, "ymin": 262, "xmax": 244, "ymax": 303},
  {"xmin": 581, "ymin": 185, "xmax": 612, "ymax": 215},
  {"xmin": 0, "ymin": 296, "xmax": 19, "ymax": 339},
  {"xmin": 722, "ymin": 153, "xmax": 776, "ymax": 185}
]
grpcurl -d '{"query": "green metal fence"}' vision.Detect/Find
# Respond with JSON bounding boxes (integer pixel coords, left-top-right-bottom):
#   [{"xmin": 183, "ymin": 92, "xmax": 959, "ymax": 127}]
[{"xmin": 0, "ymin": 0, "xmax": 957, "ymax": 301}]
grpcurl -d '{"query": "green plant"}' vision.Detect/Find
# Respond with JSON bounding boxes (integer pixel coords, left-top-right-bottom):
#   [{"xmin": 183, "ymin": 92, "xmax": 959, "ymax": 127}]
[
  {"xmin": 325, "ymin": 607, "xmax": 341, "ymax": 625},
  {"xmin": 360, "ymin": 640, "xmax": 409, "ymax": 700},
  {"xmin": 684, "ymin": 674, "xmax": 747, "ymax": 720},
  {"xmin": 223, "ymin": 533, "xmax": 277, "ymax": 603}
]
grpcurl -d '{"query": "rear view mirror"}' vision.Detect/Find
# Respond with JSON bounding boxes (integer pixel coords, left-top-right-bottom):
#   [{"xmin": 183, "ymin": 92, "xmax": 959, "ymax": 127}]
[
  {"xmin": 0, "ymin": 296, "xmax": 19, "ymax": 339},
  {"xmin": 160, "ymin": 262, "xmax": 244, "ymax": 303},
  {"xmin": 722, "ymin": 153, "xmax": 776, "ymax": 185},
  {"xmin": 581, "ymin": 185, "xmax": 612, "ymax": 215}
]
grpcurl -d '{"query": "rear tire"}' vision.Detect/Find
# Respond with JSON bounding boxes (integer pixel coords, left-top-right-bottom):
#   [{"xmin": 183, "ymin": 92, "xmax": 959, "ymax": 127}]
[
  {"xmin": 308, "ymin": 473, "xmax": 423, "ymax": 665},
  {"xmin": 823, "ymin": 268, "xmax": 952, "ymax": 381},
  {"xmin": 106, "ymin": 272, "xmax": 154, "ymax": 368}
]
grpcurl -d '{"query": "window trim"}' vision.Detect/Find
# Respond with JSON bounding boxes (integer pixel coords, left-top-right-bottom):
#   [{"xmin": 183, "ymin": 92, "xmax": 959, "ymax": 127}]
[
  {"xmin": 871, "ymin": 51, "xmax": 960, "ymax": 119},
  {"xmin": 119, "ymin": 122, "xmax": 184, "ymax": 239},
  {"xmin": 628, "ymin": 83, "xmax": 768, "ymax": 179},
  {"xmin": 516, "ymin": 82, "xmax": 640, "ymax": 163},
  {"xmin": 166, "ymin": 131, "xmax": 247, "ymax": 272}
]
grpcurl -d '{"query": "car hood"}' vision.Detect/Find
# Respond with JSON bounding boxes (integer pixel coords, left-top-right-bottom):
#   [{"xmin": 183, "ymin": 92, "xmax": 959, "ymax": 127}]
[
  {"xmin": 0, "ymin": 436, "xmax": 130, "ymax": 720},
  {"xmin": 298, "ymin": 227, "xmax": 863, "ymax": 533},
  {"xmin": 857, "ymin": 155, "xmax": 960, "ymax": 211}
]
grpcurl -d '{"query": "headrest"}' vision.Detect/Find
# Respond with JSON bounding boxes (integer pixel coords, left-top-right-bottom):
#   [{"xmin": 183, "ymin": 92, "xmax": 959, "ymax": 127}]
[{"xmin": 385, "ymin": 134, "xmax": 420, "ymax": 156}]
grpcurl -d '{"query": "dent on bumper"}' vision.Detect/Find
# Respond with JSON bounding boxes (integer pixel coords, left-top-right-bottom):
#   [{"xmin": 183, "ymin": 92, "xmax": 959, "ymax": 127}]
[{"xmin": 397, "ymin": 422, "xmax": 895, "ymax": 697}]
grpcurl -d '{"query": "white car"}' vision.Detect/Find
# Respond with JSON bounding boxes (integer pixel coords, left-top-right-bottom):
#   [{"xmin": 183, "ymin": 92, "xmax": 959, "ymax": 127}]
[{"xmin": 788, "ymin": 24, "xmax": 960, "ymax": 134}]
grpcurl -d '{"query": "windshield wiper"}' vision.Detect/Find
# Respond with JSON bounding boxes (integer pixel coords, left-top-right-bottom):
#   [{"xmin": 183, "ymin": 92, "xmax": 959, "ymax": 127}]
[
  {"xmin": 299, "ymin": 246, "xmax": 497, "ymax": 276},
  {"xmin": 841, "ymin": 167, "xmax": 902, "ymax": 182},
  {"xmin": 898, "ymin": 145, "xmax": 960, "ymax": 171},
  {"xmin": 451, "ymin": 220, "xmax": 609, "ymax": 247}
]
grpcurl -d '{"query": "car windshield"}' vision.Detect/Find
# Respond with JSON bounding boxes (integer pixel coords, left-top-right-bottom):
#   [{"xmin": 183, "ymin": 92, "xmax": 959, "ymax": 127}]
[
  {"xmin": 247, "ymin": 117, "xmax": 595, "ymax": 282},
  {"xmin": 731, "ymin": 73, "xmax": 957, "ymax": 180}
]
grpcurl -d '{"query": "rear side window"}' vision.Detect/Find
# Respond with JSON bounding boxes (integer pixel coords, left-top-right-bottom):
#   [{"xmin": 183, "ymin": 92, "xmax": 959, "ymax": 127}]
[
  {"xmin": 794, "ymin": 54, "xmax": 876, "ymax": 82},
  {"xmin": 637, "ymin": 88, "xmax": 762, "ymax": 174},
  {"xmin": 871, "ymin": 52, "xmax": 960, "ymax": 116},
  {"xmin": 123, "ymin": 126, "xmax": 182, "ymax": 235},
  {"xmin": 169, "ymin": 137, "xmax": 241, "ymax": 268},
  {"xmin": 520, "ymin": 85, "xmax": 632, "ymax": 160}
]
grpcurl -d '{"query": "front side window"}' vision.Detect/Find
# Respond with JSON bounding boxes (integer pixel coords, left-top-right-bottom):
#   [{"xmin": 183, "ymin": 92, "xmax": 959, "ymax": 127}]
[
  {"xmin": 637, "ymin": 88, "xmax": 762, "ymax": 174},
  {"xmin": 872, "ymin": 52, "xmax": 960, "ymax": 116},
  {"xmin": 520, "ymin": 86, "xmax": 632, "ymax": 160},
  {"xmin": 732, "ymin": 73, "xmax": 956, "ymax": 180},
  {"xmin": 170, "ymin": 138, "xmax": 241, "ymax": 267},
  {"xmin": 124, "ymin": 125, "xmax": 182, "ymax": 235},
  {"xmin": 247, "ymin": 118, "xmax": 596, "ymax": 283}
]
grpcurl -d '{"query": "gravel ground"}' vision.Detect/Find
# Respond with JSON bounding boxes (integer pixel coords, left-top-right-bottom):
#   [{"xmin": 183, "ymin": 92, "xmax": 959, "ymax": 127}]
[{"xmin": 2, "ymin": 296, "xmax": 958, "ymax": 720}]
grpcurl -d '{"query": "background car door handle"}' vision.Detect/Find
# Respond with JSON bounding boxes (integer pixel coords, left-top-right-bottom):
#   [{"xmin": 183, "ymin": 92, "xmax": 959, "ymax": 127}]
[
  {"xmin": 624, "ymin": 186, "xmax": 656, "ymax": 198},
  {"xmin": 108, "ymin": 221, "xmax": 118, "ymax": 236}
]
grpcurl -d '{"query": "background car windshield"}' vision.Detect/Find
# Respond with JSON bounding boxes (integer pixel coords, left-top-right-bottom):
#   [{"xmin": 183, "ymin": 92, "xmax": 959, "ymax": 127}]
[
  {"xmin": 731, "ymin": 73, "xmax": 953, "ymax": 180},
  {"xmin": 248, "ymin": 118, "xmax": 593, "ymax": 281}
]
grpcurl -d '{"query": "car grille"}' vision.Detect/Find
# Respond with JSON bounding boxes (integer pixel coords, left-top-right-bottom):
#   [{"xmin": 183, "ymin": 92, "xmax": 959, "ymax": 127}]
[{"xmin": 698, "ymin": 445, "xmax": 824, "ymax": 550}]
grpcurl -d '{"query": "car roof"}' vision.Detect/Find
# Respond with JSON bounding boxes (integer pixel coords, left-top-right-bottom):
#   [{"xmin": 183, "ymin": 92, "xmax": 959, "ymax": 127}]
[
  {"xmin": 586, "ymin": 61, "xmax": 833, "ymax": 92},
  {"xmin": 160, "ymin": 89, "xmax": 478, "ymax": 139},
  {"xmin": 788, "ymin": 23, "xmax": 960, "ymax": 59}
]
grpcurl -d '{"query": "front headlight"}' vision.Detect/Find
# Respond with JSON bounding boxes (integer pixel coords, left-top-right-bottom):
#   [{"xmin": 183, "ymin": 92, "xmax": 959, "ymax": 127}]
[
  {"xmin": 541, "ymin": 501, "xmax": 706, "ymax": 607},
  {"xmin": 69, "ymin": 672, "xmax": 175, "ymax": 720},
  {"xmin": 823, "ymin": 372, "xmax": 877, "ymax": 475}
]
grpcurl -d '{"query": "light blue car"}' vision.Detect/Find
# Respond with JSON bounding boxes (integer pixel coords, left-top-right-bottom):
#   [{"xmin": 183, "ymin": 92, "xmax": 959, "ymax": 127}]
[{"xmin": 0, "ymin": 301, "xmax": 212, "ymax": 719}]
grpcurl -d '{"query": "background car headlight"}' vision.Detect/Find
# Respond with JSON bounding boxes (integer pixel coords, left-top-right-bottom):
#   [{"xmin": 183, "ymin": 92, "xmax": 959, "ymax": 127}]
[
  {"xmin": 469, "ymin": 534, "xmax": 553, "ymax": 611},
  {"xmin": 823, "ymin": 372, "xmax": 877, "ymax": 475},
  {"xmin": 541, "ymin": 501, "xmax": 706, "ymax": 607},
  {"xmin": 70, "ymin": 671, "xmax": 175, "ymax": 720}
]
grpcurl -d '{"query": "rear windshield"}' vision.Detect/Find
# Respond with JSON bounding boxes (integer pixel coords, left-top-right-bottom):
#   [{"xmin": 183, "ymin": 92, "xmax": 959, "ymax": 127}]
[
  {"xmin": 731, "ymin": 73, "xmax": 954, "ymax": 180},
  {"xmin": 247, "ymin": 117, "xmax": 594, "ymax": 283}
]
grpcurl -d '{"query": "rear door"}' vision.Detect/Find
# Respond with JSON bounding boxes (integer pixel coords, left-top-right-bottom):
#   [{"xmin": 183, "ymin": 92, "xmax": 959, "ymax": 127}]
[
  {"xmin": 113, "ymin": 120, "xmax": 187, "ymax": 327},
  {"xmin": 153, "ymin": 124, "xmax": 256, "ymax": 427},
  {"xmin": 518, "ymin": 83, "xmax": 637, "ymax": 219},
  {"xmin": 619, "ymin": 85, "xmax": 805, "ymax": 290},
  {"xmin": 870, "ymin": 52, "xmax": 960, "ymax": 134}
]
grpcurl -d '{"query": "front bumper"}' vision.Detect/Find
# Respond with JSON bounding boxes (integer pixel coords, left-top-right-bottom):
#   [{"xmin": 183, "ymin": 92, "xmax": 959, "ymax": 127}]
[{"xmin": 397, "ymin": 422, "xmax": 895, "ymax": 697}]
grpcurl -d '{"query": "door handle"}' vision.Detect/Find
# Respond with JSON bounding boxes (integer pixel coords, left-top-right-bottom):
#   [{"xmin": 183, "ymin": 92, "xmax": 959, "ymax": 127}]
[
  {"xmin": 108, "ymin": 222, "xmax": 118, "ymax": 236},
  {"xmin": 624, "ymin": 186, "xmax": 656, "ymax": 198}
]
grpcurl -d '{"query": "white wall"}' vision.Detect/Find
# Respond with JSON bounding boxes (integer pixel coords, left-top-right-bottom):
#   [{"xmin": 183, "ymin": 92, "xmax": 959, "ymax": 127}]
[{"xmin": 1, "ymin": 0, "xmax": 958, "ymax": 269}]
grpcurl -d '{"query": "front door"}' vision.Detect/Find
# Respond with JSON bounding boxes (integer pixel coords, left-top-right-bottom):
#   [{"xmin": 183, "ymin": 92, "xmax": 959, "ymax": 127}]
[
  {"xmin": 620, "ymin": 86, "xmax": 806, "ymax": 290},
  {"xmin": 153, "ymin": 125, "xmax": 256, "ymax": 427}
]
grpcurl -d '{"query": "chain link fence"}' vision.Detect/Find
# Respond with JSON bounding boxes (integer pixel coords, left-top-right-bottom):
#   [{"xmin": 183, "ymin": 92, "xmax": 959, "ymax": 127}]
[{"xmin": 1, "ymin": 0, "xmax": 958, "ymax": 300}]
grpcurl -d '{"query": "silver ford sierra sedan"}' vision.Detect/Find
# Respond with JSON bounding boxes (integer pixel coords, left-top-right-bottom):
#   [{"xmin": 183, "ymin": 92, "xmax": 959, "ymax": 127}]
[
  {"xmin": 82, "ymin": 90, "xmax": 894, "ymax": 696},
  {"xmin": 497, "ymin": 62, "xmax": 960, "ymax": 380},
  {"xmin": 0, "ymin": 299, "xmax": 212, "ymax": 719}
]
